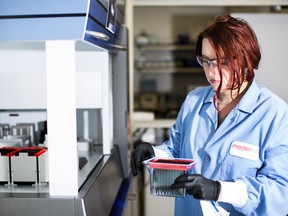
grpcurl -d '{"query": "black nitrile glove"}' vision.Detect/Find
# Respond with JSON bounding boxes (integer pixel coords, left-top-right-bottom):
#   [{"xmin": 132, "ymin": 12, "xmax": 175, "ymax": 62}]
[
  {"xmin": 170, "ymin": 174, "xmax": 221, "ymax": 201},
  {"xmin": 130, "ymin": 142, "xmax": 155, "ymax": 176}
]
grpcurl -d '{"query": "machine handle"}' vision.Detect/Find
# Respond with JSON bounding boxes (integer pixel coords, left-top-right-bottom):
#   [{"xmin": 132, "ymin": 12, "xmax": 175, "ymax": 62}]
[
  {"xmin": 86, "ymin": 30, "xmax": 110, "ymax": 41},
  {"xmin": 110, "ymin": 43, "xmax": 127, "ymax": 50}
]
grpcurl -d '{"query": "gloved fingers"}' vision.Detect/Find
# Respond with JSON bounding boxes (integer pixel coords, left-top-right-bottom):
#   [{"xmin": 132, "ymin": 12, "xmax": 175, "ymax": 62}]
[
  {"xmin": 130, "ymin": 152, "xmax": 139, "ymax": 176},
  {"xmin": 170, "ymin": 181, "xmax": 187, "ymax": 189},
  {"xmin": 171, "ymin": 175, "xmax": 195, "ymax": 189},
  {"xmin": 130, "ymin": 149, "xmax": 145, "ymax": 175},
  {"xmin": 130, "ymin": 146, "xmax": 153, "ymax": 176},
  {"xmin": 186, "ymin": 174, "xmax": 202, "ymax": 181},
  {"xmin": 171, "ymin": 179, "xmax": 204, "ymax": 199},
  {"xmin": 170, "ymin": 174, "xmax": 200, "ymax": 189},
  {"xmin": 174, "ymin": 174, "xmax": 202, "ymax": 183},
  {"xmin": 134, "ymin": 151, "xmax": 144, "ymax": 169},
  {"xmin": 171, "ymin": 173, "xmax": 221, "ymax": 201},
  {"xmin": 141, "ymin": 142, "xmax": 155, "ymax": 158},
  {"xmin": 130, "ymin": 142, "xmax": 155, "ymax": 176},
  {"xmin": 173, "ymin": 174, "xmax": 190, "ymax": 183}
]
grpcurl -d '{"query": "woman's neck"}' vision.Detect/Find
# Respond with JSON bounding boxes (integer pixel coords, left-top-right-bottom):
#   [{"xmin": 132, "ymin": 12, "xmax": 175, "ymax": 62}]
[
  {"xmin": 216, "ymin": 81, "xmax": 250, "ymax": 126},
  {"xmin": 217, "ymin": 81, "xmax": 250, "ymax": 106}
]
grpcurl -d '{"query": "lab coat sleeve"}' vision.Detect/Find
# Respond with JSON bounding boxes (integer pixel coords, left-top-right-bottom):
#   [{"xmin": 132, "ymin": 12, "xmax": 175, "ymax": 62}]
[{"xmin": 236, "ymin": 114, "xmax": 288, "ymax": 215}]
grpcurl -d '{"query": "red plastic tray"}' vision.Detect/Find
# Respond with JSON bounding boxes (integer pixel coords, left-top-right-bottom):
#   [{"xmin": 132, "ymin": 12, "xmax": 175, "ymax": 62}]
[
  {"xmin": 0, "ymin": 147, "xmax": 46, "ymax": 157},
  {"xmin": 145, "ymin": 157, "xmax": 196, "ymax": 171}
]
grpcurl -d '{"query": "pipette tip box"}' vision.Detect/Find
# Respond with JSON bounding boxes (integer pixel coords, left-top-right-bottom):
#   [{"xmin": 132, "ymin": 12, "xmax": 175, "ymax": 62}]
[{"xmin": 144, "ymin": 157, "xmax": 196, "ymax": 197}]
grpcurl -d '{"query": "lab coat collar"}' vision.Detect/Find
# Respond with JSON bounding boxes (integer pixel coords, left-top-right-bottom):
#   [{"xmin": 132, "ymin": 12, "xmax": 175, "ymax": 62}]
[
  {"xmin": 237, "ymin": 80, "xmax": 260, "ymax": 114},
  {"xmin": 203, "ymin": 87, "xmax": 217, "ymax": 128},
  {"xmin": 203, "ymin": 87, "xmax": 214, "ymax": 104}
]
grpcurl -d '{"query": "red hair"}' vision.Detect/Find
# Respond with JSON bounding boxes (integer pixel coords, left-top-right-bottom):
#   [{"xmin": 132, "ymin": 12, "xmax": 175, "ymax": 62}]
[{"xmin": 196, "ymin": 15, "xmax": 261, "ymax": 100}]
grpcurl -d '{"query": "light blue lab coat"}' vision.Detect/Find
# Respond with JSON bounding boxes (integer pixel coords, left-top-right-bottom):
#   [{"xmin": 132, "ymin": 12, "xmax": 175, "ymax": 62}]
[{"xmin": 156, "ymin": 80, "xmax": 288, "ymax": 215}]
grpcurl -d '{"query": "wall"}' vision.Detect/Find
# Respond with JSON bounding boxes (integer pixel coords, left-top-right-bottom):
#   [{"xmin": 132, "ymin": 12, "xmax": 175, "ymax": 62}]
[{"xmin": 232, "ymin": 13, "xmax": 288, "ymax": 102}]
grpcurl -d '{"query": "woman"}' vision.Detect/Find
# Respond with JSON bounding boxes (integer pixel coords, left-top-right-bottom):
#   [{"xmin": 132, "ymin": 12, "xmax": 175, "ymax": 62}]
[{"xmin": 131, "ymin": 15, "xmax": 288, "ymax": 215}]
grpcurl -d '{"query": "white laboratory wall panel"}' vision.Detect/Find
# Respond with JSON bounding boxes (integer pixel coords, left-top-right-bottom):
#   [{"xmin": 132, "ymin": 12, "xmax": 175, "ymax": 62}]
[
  {"xmin": 0, "ymin": 42, "xmax": 105, "ymax": 109},
  {"xmin": 232, "ymin": 13, "xmax": 288, "ymax": 103},
  {"xmin": 0, "ymin": 42, "xmax": 46, "ymax": 109}
]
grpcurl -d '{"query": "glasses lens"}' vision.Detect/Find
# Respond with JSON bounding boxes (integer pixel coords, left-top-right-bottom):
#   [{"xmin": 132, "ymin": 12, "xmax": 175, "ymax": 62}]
[
  {"xmin": 196, "ymin": 56, "xmax": 204, "ymax": 66},
  {"xmin": 196, "ymin": 56, "xmax": 227, "ymax": 69},
  {"xmin": 196, "ymin": 56, "xmax": 212, "ymax": 68}
]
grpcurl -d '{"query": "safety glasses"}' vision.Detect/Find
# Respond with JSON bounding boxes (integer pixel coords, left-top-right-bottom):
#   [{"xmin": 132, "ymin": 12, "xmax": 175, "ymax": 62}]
[{"xmin": 196, "ymin": 56, "xmax": 228, "ymax": 69}]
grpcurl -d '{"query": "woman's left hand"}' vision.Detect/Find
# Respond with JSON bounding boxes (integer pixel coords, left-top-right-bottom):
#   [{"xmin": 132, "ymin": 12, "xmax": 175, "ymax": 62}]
[{"xmin": 170, "ymin": 174, "xmax": 221, "ymax": 201}]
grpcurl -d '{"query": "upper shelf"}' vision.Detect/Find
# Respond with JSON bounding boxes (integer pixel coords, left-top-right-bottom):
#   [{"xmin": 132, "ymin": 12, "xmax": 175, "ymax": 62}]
[
  {"xmin": 136, "ymin": 43, "xmax": 201, "ymax": 73},
  {"xmin": 133, "ymin": 0, "xmax": 288, "ymax": 6},
  {"xmin": 136, "ymin": 66, "xmax": 203, "ymax": 74},
  {"xmin": 132, "ymin": 119, "xmax": 175, "ymax": 128},
  {"xmin": 138, "ymin": 44, "xmax": 196, "ymax": 51}
]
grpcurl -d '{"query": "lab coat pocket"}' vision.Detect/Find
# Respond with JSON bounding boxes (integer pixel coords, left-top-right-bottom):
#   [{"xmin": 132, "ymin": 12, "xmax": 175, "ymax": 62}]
[{"xmin": 220, "ymin": 157, "xmax": 261, "ymax": 181}]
